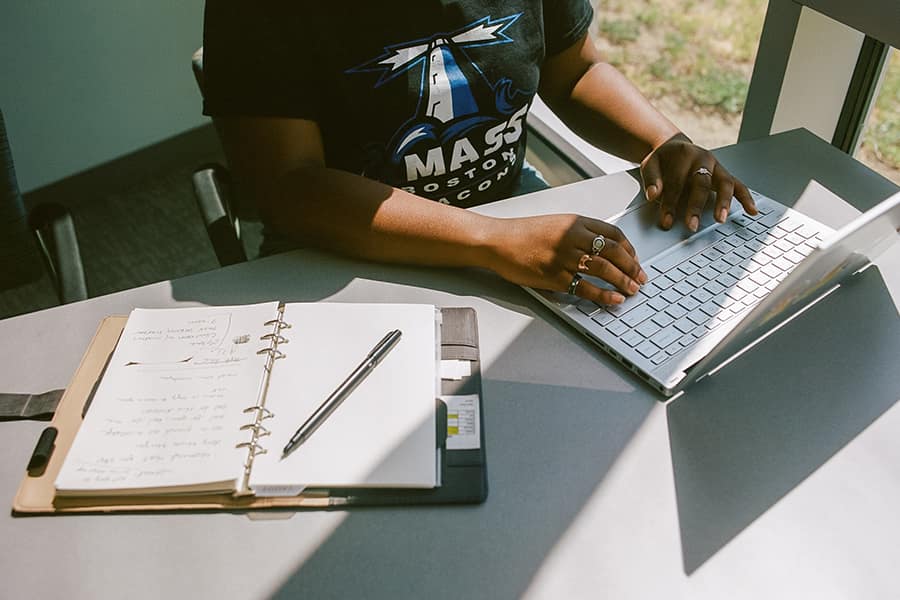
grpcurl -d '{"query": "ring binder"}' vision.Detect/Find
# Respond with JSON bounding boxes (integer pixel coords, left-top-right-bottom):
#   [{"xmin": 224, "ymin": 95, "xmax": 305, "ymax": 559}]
[
  {"xmin": 237, "ymin": 305, "xmax": 292, "ymax": 494},
  {"xmin": 260, "ymin": 333, "xmax": 289, "ymax": 344},
  {"xmin": 263, "ymin": 318, "xmax": 292, "ymax": 330},
  {"xmin": 256, "ymin": 348, "xmax": 286, "ymax": 360}
]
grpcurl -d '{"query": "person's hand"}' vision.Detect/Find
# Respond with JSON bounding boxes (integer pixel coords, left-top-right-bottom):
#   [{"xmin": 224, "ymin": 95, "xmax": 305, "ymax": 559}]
[
  {"xmin": 640, "ymin": 133, "xmax": 756, "ymax": 232},
  {"xmin": 484, "ymin": 214, "xmax": 647, "ymax": 305}
]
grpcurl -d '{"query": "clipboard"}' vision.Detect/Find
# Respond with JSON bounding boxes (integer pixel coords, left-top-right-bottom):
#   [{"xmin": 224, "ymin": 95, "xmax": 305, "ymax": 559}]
[{"xmin": 12, "ymin": 307, "xmax": 487, "ymax": 515}]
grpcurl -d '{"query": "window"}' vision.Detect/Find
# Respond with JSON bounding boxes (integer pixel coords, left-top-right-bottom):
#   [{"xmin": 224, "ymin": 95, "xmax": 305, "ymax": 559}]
[
  {"xmin": 856, "ymin": 48, "xmax": 899, "ymax": 185},
  {"xmin": 592, "ymin": 0, "xmax": 768, "ymax": 149}
]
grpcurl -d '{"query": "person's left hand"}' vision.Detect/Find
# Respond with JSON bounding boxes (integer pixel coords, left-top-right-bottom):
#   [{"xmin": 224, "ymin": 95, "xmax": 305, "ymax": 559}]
[{"xmin": 640, "ymin": 133, "xmax": 757, "ymax": 232}]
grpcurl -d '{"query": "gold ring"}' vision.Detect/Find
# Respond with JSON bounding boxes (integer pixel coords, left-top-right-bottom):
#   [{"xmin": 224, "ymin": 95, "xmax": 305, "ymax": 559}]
[{"xmin": 577, "ymin": 254, "xmax": 593, "ymax": 272}]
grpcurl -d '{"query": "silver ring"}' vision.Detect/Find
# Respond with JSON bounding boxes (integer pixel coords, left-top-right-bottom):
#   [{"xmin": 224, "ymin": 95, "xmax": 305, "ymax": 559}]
[
  {"xmin": 590, "ymin": 235, "xmax": 607, "ymax": 255},
  {"xmin": 567, "ymin": 274, "xmax": 583, "ymax": 295},
  {"xmin": 695, "ymin": 166, "xmax": 713, "ymax": 177}
]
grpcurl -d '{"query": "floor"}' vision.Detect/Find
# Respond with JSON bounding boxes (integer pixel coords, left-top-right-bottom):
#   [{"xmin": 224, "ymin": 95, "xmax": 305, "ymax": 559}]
[{"xmin": 0, "ymin": 146, "xmax": 259, "ymax": 320}]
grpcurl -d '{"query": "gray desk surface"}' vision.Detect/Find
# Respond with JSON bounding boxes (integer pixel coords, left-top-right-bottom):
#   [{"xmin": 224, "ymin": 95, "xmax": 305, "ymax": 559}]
[{"xmin": 1, "ymin": 129, "xmax": 898, "ymax": 599}]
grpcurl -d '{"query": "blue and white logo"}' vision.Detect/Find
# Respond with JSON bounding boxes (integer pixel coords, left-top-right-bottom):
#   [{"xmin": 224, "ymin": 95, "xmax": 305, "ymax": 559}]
[{"xmin": 347, "ymin": 14, "xmax": 532, "ymax": 205}]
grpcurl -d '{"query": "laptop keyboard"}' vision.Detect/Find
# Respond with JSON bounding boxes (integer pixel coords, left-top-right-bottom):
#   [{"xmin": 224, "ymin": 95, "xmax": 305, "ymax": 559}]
[{"xmin": 574, "ymin": 199, "xmax": 825, "ymax": 368}]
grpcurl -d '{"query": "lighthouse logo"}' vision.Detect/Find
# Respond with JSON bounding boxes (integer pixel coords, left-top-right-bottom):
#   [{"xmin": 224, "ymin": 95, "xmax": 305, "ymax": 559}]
[{"xmin": 346, "ymin": 14, "xmax": 531, "ymax": 205}]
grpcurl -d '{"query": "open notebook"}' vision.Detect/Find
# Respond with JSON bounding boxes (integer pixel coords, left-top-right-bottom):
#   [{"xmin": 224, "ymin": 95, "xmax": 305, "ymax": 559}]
[{"xmin": 53, "ymin": 302, "xmax": 441, "ymax": 498}]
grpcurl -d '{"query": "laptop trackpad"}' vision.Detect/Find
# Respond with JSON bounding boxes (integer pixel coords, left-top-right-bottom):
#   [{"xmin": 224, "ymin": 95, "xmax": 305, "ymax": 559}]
[{"xmin": 611, "ymin": 196, "xmax": 733, "ymax": 263}]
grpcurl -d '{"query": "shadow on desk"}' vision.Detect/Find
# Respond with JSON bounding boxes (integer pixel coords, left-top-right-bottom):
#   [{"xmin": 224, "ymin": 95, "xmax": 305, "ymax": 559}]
[
  {"xmin": 268, "ymin": 376, "xmax": 653, "ymax": 600},
  {"xmin": 667, "ymin": 266, "xmax": 900, "ymax": 574},
  {"xmin": 167, "ymin": 247, "xmax": 537, "ymax": 317}
]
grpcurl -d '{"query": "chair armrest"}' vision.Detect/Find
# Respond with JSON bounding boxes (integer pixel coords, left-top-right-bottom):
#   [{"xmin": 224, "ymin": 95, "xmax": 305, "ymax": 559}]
[
  {"xmin": 27, "ymin": 203, "xmax": 88, "ymax": 304},
  {"xmin": 192, "ymin": 164, "xmax": 247, "ymax": 266}
]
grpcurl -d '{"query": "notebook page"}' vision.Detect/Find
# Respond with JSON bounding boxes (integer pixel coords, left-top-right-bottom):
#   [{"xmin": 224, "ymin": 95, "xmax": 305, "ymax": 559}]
[
  {"xmin": 54, "ymin": 302, "xmax": 278, "ymax": 496},
  {"xmin": 249, "ymin": 303, "xmax": 439, "ymax": 492}
]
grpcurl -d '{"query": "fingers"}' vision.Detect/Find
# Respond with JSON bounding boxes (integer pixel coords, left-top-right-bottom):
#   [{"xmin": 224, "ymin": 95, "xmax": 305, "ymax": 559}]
[
  {"xmin": 563, "ymin": 226, "xmax": 648, "ymax": 305},
  {"xmin": 570, "ymin": 275, "xmax": 628, "ymax": 306},
  {"xmin": 642, "ymin": 136, "xmax": 759, "ymax": 231},
  {"xmin": 641, "ymin": 154, "xmax": 664, "ymax": 205},
  {"xmin": 594, "ymin": 222, "xmax": 638, "ymax": 260},
  {"xmin": 683, "ymin": 166, "xmax": 714, "ymax": 232},
  {"xmin": 656, "ymin": 170, "xmax": 683, "ymax": 230},
  {"xmin": 732, "ymin": 174, "xmax": 757, "ymax": 216}
]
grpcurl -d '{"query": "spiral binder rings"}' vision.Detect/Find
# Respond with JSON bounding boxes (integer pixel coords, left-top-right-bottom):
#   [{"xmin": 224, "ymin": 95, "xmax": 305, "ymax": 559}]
[
  {"xmin": 13, "ymin": 304, "xmax": 487, "ymax": 515},
  {"xmin": 236, "ymin": 309, "xmax": 291, "ymax": 495}
]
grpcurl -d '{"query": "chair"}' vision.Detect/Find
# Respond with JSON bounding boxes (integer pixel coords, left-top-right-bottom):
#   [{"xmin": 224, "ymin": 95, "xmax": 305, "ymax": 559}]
[
  {"xmin": 191, "ymin": 48, "xmax": 251, "ymax": 266},
  {"xmin": 1, "ymin": 108, "xmax": 88, "ymax": 307}
]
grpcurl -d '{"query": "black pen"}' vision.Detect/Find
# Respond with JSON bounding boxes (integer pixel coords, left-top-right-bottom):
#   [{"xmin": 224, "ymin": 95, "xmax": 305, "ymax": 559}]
[{"xmin": 281, "ymin": 329, "xmax": 403, "ymax": 459}]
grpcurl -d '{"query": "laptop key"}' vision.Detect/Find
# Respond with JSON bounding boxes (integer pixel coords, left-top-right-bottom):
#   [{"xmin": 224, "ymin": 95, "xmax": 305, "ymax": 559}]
[
  {"xmin": 575, "ymin": 299, "xmax": 602, "ymax": 316},
  {"xmin": 647, "ymin": 295, "xmax": 669, "ymax": 312},
  {"xmin": 591, "ymin": 310, "xmax": 615, "ymax": 326},
  {"xmin": 718, "ymin": 273, "xmax": 739, "ymax": 288},
  {"xmin": 699, "ymin": 300, "xmax": 720, "ymax": 317},
  {"xmin": 786, "ymin": 232, "xmax": 805, "ymax": 245},
  {"xmin": 620, "ymin": 330, "xmax": 644, "ymax": 347},
  {"xmin": 651, "ymin": 351, "xmax": 669, "ymax": 365},
  {"xmin": 606, "ymin": 293, "xmax": 648, "ymax": 317},
  {"xmin": 620, "ymin": 303, "xmax": 657, "ymax": 328},
  {"xmin": 704, "ymin": 280, "xmax": 726, "ymax": 296},
  {"xmin": 673, "ymin": 281, "xmax": 695, "ymax": 296},
  {"xmin": 665, "ymin": 304, "xmax": 689, "ymax": 319},
  {"xmin": 692, "ymin": 288, "xmax": 714, "ymax": 304},
  {"xmin": 635, "ymin": 320, "xmax": 661, "ymax": 338},
  {"xmin": 674, "ymin": 319, "xmax": 695, "ymax": 334},
  {"xmin": 690, "ymin": 254, "xmax": 713, "ymax": 269},
  {"xmin": 635, "ymin": 340, "xmax": 660, "ymax": 358},
  {"xmin": 685, "ymin": 274, "xmax": 707, "ymax": 288},
  {"xmin": 661, "ymin": 288, "xmax": 682, "ymax": 304},
  {"xmin": 698, "ymin": 266, "xmax": 719, "ymax": 280},
  {"xmin": 602, "ymin": 319, "xmax": 628, "ymax": 337},
  {"xmin": 687, "ymin": 309, "xmax": 708, "ymax": 326},
  {"xmin": 677, "ymin": 296, "xmax": 700, "ymax": 311},
  {"xmin": 650, "ymin": 326, "xmax": 683, "ymax": 350},
  {"xmin": 640, "ymin": 281, "xmax": 663, "ymax": 298}
]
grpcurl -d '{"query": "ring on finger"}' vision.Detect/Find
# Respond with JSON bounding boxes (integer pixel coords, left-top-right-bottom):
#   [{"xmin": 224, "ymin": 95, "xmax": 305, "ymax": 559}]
[
  {"xmin": 590, "ymin": 235, "xmax": 607, "ymax": 256},
  {"xmin": 577, "ymin": 254, "xmax": 593, "ymax": 272},
  {"xmin": 695, "ymin": 166, "xmax": 713, "ymax": 177},
  {"xmin": 567, "ymin": 274, "xmax": 583, "ymax": 295}
]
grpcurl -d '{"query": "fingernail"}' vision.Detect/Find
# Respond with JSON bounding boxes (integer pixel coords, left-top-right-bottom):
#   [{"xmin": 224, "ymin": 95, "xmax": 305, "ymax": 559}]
[
  {"xmin": 638, "ymin": 269, "xmax": 648, "ymax": 284},
  {"xmin": 749, "ymin": 203, "xmax": 759, "ymax": 215},
  {"xmin": 718, "ymin": 207, "xmax": 728, "ymax": 222},
  {"xmin": 646, "ymin": 185, "xmax": 657, "ymax": 200},
  {"xmin": 662, "ymin": 213, "xmax": 673, "ymax": 229},
  {"xmin": 689, "ymin": 215, "xmax": 699, "ymax": 232},
  {"xmin": 610, "ymin": 293, "xmax": 626, "ymax": 304},
  {"xmin": 628, "ymin": 281, "xmax": 639, "ymax": 294}
]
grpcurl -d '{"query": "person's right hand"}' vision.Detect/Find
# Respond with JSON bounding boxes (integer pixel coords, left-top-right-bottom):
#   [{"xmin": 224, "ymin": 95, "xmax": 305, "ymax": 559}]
[{"xmin": 483, "ymin": 213, "xmax": 647, "ymax": 305}]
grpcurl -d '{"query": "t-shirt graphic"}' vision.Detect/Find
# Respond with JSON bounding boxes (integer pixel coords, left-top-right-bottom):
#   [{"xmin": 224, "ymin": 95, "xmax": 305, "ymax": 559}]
[{"xmin": 346, "ymin": 14, "xmax": 532, "ymax": 205}]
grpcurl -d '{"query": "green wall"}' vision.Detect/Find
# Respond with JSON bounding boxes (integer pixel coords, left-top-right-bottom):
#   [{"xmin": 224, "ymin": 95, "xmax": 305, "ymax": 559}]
[{"xmin": 1, "ymin": 1, "xmax": 208, "ymax": 193}]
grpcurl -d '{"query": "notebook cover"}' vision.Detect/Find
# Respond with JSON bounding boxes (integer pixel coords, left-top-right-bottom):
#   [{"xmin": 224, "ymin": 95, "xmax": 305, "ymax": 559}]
[{"xmin": 12, "ymin": 308, "xmax": 487, "ymax": 515}]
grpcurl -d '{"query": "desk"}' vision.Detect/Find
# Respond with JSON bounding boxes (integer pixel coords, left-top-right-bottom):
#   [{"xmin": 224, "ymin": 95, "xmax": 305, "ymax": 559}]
[{"xmin": 1, "ymin": 129, "xmax": 898, "ymax": 599}]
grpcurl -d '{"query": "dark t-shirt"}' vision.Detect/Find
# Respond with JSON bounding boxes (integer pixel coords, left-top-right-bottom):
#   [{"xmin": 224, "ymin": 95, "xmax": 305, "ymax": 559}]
[{"xmin": 202, "ymin": 1, "xmax": 592, "ymax": 207}]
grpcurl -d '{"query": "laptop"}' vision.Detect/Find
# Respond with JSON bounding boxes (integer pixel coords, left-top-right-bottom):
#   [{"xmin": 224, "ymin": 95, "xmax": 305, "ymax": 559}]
[{"xmin": 474, "ymin": 172, "xmax": 900, "ymax": 397}]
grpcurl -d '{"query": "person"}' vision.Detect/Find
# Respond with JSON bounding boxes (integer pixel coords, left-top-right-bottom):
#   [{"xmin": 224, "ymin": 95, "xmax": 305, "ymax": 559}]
[{"xmin": 201, "ymin": 1, "xmax": 756, "ymax": 306}]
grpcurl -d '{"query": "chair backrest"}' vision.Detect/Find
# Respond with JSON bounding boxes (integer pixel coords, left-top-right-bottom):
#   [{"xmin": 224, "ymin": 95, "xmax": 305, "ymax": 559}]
[
  {"xmin": 1, "ymin": 108, "xmax": 88, "ymax": 305},
  {"xmin": 0, "ymin": 109, "xmax": 45, "ymax": 291},
  {"xmin": 189, "ymin": 47, "xmax": 254, "ymax": 265}
]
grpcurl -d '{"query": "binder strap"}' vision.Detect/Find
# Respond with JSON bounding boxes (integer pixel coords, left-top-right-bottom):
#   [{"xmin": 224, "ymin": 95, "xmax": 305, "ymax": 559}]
[
  {"xmin": 0, "ymin": 389, "xmax": 64, "ymax": 421},
  {"xmin": 236, "ymin": 305, "xmax": 291, "ymax": 493}
]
